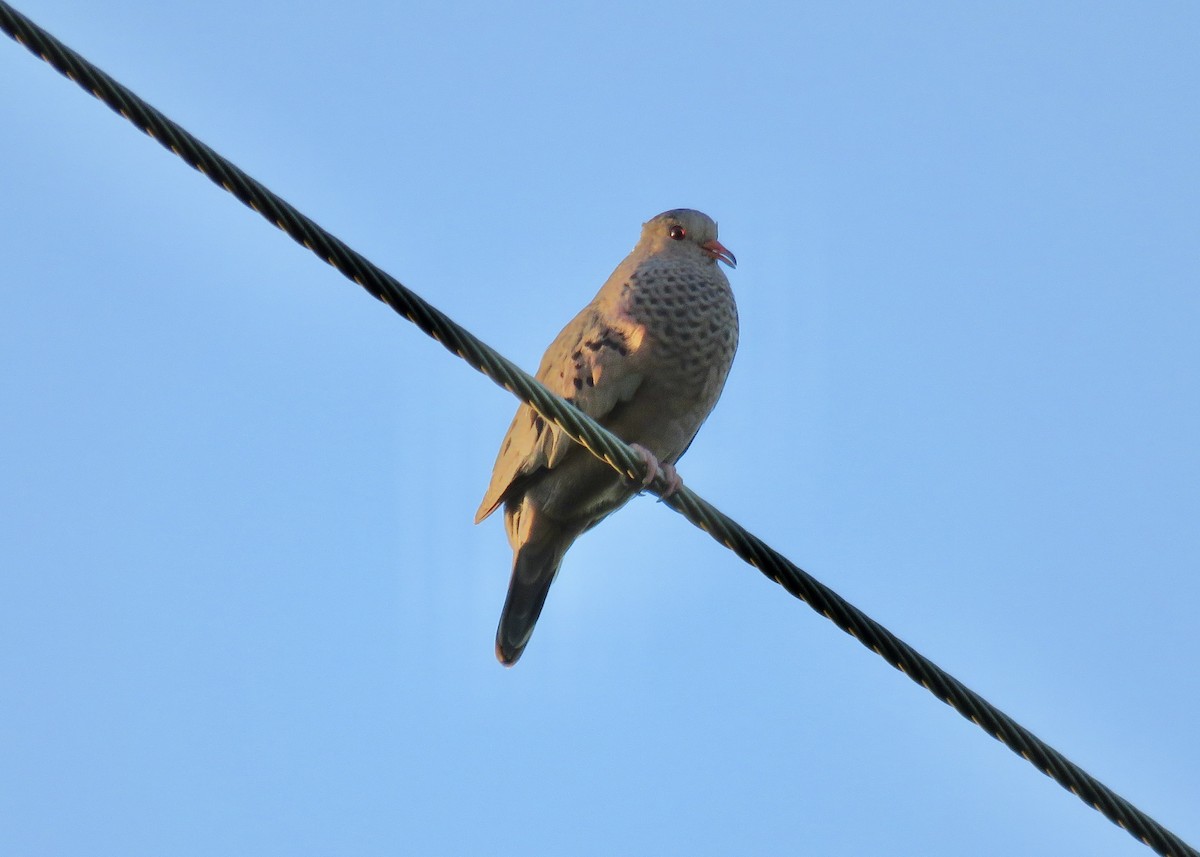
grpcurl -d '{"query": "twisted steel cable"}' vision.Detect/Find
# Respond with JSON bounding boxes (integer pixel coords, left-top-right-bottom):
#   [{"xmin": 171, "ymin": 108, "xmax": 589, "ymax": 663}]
[{"xmin": 2, "ymin": 4, "xmax": 1194, "ymax": 855}]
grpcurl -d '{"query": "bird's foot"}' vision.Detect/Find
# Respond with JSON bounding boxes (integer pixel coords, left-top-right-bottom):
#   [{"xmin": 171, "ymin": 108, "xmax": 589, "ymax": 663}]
[
  {"xmin": 658, "ymin": 461, "xmax": 683, "ymax": 499},
  {"xmin": 629, "ymin": 444, "xmax": 684, "ymax": 499}
]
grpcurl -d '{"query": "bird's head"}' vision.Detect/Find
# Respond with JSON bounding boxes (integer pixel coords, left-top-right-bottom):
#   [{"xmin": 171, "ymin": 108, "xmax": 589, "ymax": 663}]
[{"xmin": 640, "ymin": 209, "xmax": 736, "ymax": 269}]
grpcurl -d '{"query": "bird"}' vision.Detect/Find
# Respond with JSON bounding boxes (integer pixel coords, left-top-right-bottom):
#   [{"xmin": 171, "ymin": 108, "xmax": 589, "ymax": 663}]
[{"xmin": 475, "ymin": 209, "xmax": 739, "ymax": 666}]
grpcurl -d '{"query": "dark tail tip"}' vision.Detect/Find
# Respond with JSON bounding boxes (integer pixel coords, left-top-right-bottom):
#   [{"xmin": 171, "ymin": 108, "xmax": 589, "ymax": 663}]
[
  {"xmin": 493, "ymin": 541, "xmax": 563, "ymax": 668},
  {"xmin": 495, "ymin": 638, "xmax": 523, "ymax": 667}
]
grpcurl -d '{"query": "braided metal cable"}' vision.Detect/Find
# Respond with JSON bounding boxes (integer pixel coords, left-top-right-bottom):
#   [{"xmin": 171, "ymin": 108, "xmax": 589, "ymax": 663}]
[{"xmin": 2, "ymin": 4, "xmax": 1194, "ymax": 855}]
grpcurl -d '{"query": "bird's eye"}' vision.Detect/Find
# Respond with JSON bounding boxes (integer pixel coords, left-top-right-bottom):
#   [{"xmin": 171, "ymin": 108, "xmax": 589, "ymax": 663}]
[{"xmin": 669, "ymin": 225, "xmax": 687, "ymax": 240}]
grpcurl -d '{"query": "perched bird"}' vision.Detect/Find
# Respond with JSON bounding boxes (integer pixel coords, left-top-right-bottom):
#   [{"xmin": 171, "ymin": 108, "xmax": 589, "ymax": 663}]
[{"xmin": 475, "ymin": 209, "xmax": 739, "ymax": 665}]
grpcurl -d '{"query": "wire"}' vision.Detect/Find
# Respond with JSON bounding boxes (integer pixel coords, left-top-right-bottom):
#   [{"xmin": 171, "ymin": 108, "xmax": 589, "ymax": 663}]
[{"xmin": 1, "ymin": 4, "xmax": 1194, "ymax": 855}]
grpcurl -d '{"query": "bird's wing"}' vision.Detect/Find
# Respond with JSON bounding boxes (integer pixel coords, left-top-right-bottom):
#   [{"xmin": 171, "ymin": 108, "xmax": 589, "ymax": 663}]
[{"xmin": 474, "ymin": 304, "xmax": 644, "ymax": 523}]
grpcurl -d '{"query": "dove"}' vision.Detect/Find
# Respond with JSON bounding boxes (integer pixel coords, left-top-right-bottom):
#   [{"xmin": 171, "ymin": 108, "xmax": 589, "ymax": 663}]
[{"xmin": 475, "ymin": 209, "xmax": 739, "ymax": 665}]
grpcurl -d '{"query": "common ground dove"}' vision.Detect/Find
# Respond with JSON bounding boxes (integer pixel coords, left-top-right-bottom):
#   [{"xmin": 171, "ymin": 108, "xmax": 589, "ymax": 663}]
[{"xmin": 475, "ymin": 209, "xmax": 739, "ymax": 665}]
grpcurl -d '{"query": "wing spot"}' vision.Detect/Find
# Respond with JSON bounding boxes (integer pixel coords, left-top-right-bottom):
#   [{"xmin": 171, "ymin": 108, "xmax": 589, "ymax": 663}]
[{"xmin": 582, "ymin": 330, "xmax": 630, "ymax": 356}]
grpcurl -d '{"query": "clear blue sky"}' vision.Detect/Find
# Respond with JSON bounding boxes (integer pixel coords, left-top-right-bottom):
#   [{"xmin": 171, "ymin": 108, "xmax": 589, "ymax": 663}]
[{"xmin": 3, "ymin": 2, "xmax": 1197, "ymax": 855}]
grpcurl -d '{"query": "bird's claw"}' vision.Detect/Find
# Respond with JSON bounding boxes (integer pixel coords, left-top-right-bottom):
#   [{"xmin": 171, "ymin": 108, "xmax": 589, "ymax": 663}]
[{"xmin": 629, "ymin": 444, "xmax": 683, "ymax": 499}]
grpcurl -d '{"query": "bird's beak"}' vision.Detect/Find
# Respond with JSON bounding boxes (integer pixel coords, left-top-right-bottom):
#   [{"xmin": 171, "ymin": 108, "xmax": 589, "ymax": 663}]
[{"xmin": 702, "ymin": 238, "xmax": 737, "ymax": 269}]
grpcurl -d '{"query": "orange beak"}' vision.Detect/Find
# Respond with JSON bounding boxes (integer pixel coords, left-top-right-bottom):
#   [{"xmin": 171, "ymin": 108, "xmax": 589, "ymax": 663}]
[{"xmin": 702, "ymin": 238, "xmax": 737, "ymax": 269}]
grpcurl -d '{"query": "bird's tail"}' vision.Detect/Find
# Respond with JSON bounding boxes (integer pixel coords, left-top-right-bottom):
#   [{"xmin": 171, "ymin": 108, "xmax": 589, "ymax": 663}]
[{"xmin": 495, "ymin": 536, "xmax": 568, "ymax": 667}]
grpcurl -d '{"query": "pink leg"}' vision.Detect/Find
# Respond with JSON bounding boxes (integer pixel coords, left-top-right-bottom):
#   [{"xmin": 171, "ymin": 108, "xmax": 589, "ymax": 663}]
[
  {"xmin": 658, "ymin": 461, "xmax": 683, "ymax": 499},
  {"xmin": 628, "ymin": 443, "xmax": 659, "ymax": 487},
  {"xmin": 628, "ymin": 444, "xmax": 684, "ymax": 498}
]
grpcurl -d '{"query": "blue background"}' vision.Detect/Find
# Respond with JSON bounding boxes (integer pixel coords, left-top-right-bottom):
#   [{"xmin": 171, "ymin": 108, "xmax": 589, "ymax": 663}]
[{"xmin": 3, "ymin": 2, "xmax": 1197, "ymax": 855}]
